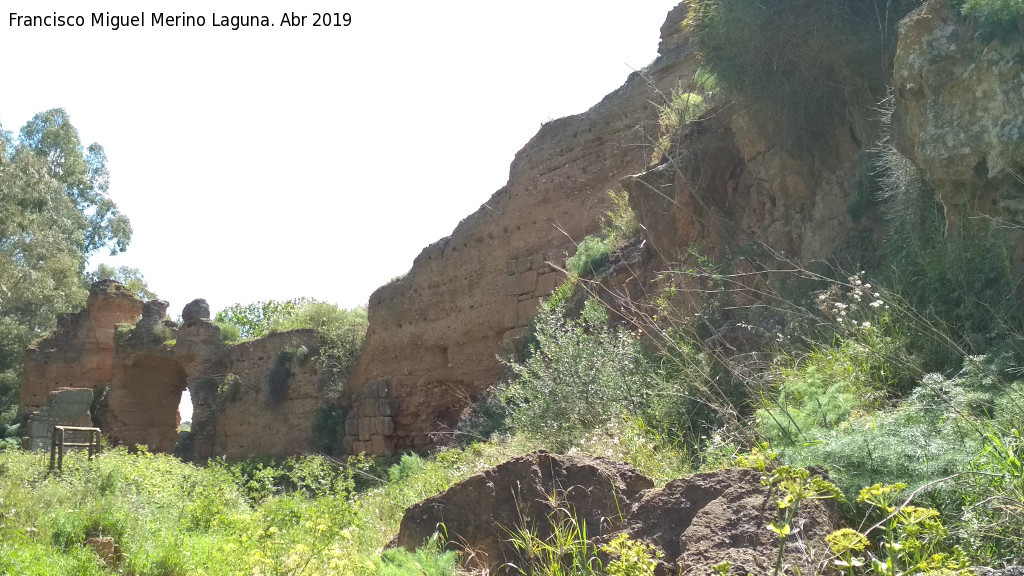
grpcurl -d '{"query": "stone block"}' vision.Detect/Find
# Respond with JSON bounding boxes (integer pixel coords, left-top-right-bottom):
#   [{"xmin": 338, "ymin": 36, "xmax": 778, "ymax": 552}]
[
  {"xmin": 535, "ymin": 272, "xmax": 563, "ymax": 296},
  {"xmin": 345, "ymin": 414, "xmax": 361, "ymax": 435},
  {"xmin": 368, "ymin": 379, "xmax": 391, "ymax": 398},
  {"xmin": 358, "ymin": 417, "xmax": 371, "ymax": 442},
  {"xmin": 369, "ymin": 435, "xmax": 394, "ymax": 455},
  {"xmin": 502, "ymin": 300, "xmax": 519, "ymax": 329},
  {"xmin": 370, "ymin": 416, "xmax": 394, "ymax": 436},
  {"xmin": 375, "ymin": 398, "xmax": 397, "ymax": 417},
  {"xmin": 517, "ymin": 297, "xmax": 542, "ymax": 325},
  {"xmin": 501, "ymin": 327, "xmax": 528, "ymax": 345},
  {"xmin": 505, "ymin": 270, "xmax": 538, "ymax": 297}
]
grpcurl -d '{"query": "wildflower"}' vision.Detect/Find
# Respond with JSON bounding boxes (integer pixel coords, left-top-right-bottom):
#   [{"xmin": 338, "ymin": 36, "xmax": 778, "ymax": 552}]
[
  {"xmin": 862, "ymin": 322, "xmax": 871, "ymax": 329},
  {"xmin": 870, "ymin": 299, "xmax": 884, "ymax": 308}
]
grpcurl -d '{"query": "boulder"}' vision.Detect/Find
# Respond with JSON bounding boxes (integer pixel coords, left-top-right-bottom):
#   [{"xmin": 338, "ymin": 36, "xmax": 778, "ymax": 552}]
[
  {"xmin": 181, "ymin": 299, "xmax": 211, "ymax": 323},
  {"xmin": 622, "ymin": 467, "xmax": 836, "ymax": 576},
  {"xmin": 396, "ymin": 458, "xmax": 837, "ymax": 576},
  {"xmin": 393, "ymin": 450, "xmax": 654, "ymax": 574}
]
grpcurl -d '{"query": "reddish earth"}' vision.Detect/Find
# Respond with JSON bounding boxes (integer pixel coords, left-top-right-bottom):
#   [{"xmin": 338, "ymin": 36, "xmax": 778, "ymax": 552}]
[{"xmin": 395, "ymin": 452, "xmax": 837, "ymax": 576}]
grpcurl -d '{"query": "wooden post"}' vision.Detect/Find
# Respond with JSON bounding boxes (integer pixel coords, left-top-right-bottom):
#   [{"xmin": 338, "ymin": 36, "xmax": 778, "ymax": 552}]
[
  {"xmin": 49, "ymin": 426, "xmax": 57, "ymax": 470},
  {"xmin": 56, "ymin": 427, "xmax": 65, "ymax": 471}
]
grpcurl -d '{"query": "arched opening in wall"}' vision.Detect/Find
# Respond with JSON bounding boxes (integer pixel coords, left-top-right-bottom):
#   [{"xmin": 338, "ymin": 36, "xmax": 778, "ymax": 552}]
[
  {"xmin": 178, "ymin": 388, "xmax": 193, "ymax": 430},
  {"xmin": 106, "ymin": 355, "xmax": 188, "ymax": 454}
]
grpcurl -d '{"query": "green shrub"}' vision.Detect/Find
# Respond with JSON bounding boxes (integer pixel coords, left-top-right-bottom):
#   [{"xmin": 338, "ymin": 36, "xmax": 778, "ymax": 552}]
[
  {"xmin": 454, "ymin": 389, "xmax": 511, "ymax": 443},
  {"xmin": 497, "ymin": 302, "xmax": 650, "ymax": 451},
  {"xmin": 685, "ymin": 0, "xmax": 913, "ymax": 137},
  {"xmin": 774, "ymin": 354, "xmax": 1020, "ymax": 499},
  {"xmin": 214, "ymin": 321, "xmax": 240, "ymax": 344},
  {"xmin": 953, "ymin": 0, "xmax": 1023, "ymax": 36},
  {"xmin": 876, "ymin": 138, "xmax": 1024, "ymax": 373},
  {"xmin": 372, "ymin": 546, "xmax": 459, "ymax": 576},
  {"xmin": 960, "ymin": 426, "xmax": 1024, "ymax": 565},
  {"xmin": 505, "ymin": 501, "xmax": 601, "ymax": 576},
  {"xmin": 273, "ymin": 301, "xmax": 369, "ymax": 393},
  {"xmin": 566, "ymin": 236, "xmax": 612, "ymax": 278},
  {"xmin": 388, "ymin": 453, "xmax": 427, "ymax": 484},
  {"xmin": 499, "ymin": 297, "xmax": 725, "ymax": 456},
  {"xmin": 651, "ymin": 69, "xmax": 716, "ymax": 163},
  {"xmin": 601, "ymin": 533, "xmax": 663, "ymax": 576},
  {"xmin": 601, "ymin": 189, "xmax": 639, "ymax": 248}
]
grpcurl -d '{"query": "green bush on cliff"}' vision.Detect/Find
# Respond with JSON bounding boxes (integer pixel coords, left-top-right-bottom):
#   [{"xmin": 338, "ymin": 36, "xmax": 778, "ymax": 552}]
[
  {"xmin": 684, "ymin": 0, "xmax": 915, "ymax": 136},
  {"xmin": 954, "ymin": 0, "xmax": 1023, "ymax": 36}
]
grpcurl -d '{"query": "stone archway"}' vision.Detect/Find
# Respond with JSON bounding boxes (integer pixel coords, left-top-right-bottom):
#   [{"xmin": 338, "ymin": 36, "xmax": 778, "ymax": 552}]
[{"xmin": 102, "ymin": 353, "xmax": 188, "ymax": 453}]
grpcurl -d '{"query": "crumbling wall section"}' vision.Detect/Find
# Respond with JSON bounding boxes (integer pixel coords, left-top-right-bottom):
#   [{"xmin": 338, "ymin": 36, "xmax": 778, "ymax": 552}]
[
  {"xmin": 192, "ymin": 330, "xmax": 323, "ymax": 460},
  {"xmin": 20, "ymin": 281, "xmax": 143, "ymax": 417}
]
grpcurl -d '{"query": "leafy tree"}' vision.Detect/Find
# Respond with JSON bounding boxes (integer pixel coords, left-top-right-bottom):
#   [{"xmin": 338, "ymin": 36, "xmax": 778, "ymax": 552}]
[
  {"xmin": 0, "ymin": 109, "xmax": 132, "ymax": 428},
  {"xmin": 214, "ymin": 298, "xmax": 313, "ymax": 341},
  {"xmin": 17, "ymin": 109, "xmax": 131, "ymax": 255}
]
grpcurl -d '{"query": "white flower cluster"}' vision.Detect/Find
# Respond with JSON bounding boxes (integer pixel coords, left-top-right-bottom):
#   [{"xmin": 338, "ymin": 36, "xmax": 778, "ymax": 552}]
[{"xmin": 815, "ymin": 273, "xmax": 885, "ymax": 327}]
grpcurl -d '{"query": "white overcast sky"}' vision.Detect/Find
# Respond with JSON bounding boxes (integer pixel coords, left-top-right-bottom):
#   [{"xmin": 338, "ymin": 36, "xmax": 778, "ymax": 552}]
[{"xmin": 3, "ymin": 1, "xmax": 680, "ymax": 316}]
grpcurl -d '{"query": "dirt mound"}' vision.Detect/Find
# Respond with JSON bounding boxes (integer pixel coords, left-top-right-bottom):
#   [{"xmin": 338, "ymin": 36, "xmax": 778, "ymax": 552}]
[
  {"xmin": 395, "ymin": 455, "xmax": 837, "ymax": 576},
  {"xmin": 623, "ymin": 467, "xmax": 836, "ymax": 576},
  {"xmin": 393, "ymin": 450, "xmax": 653, "ymax": 574}
]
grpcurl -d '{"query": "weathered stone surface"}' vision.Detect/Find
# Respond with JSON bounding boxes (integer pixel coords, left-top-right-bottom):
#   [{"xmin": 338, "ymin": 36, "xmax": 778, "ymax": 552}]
[
  {"xmin": 394, "ymin": 451, "xmax": 654, "ymax": 574},
  {"xmin": 893, "ymin": 0, "xmax": 1024, "ymax": 230},
  {"xmin": 344, "ymin": 3, "xmax": 698, "ymax": 454},
  {"xmin": 658, "ymin": 1, "xmax": 690, "ymax": 55},
  {"xmin": 181, "ymin": 298, "xmax": 211, "ymax": 323},
  {"xmin": 189, "ymin": 330, "xmax": 324, "ymax": 460},
  {"xmin": 21, "ymin": 387, "xmax": 93, "ymax": 451},
  {"xmin": 20, "ymin": 281, "xmax": 143, "ymax": 417},
  {"xmin": 395, "ymin": 455, "xmax": 835, "ymax": 576},
  {"xmin": 621, "ymin": 468, "xmax": 836, "ymax": 576},
  {"xmin": 624, "ymin": 93, "xmax": 873, "ymax": 279}
]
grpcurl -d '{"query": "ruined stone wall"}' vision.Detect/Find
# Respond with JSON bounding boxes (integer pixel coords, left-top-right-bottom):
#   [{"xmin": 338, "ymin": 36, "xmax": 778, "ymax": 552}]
[
  {"xmin": 343, "ymin": 4, "xmax": 699, "ymax": 455},
  {"xmin": 20, "ymin": 281, "xmax": 143, "ymax": 416},
  {"xmin": 192, "ymin": 330, "xmax": 323, "ymax": 460},
  {"xmin": 20, "ymin": 287, "xmax": 328, "ymax": 460}
]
